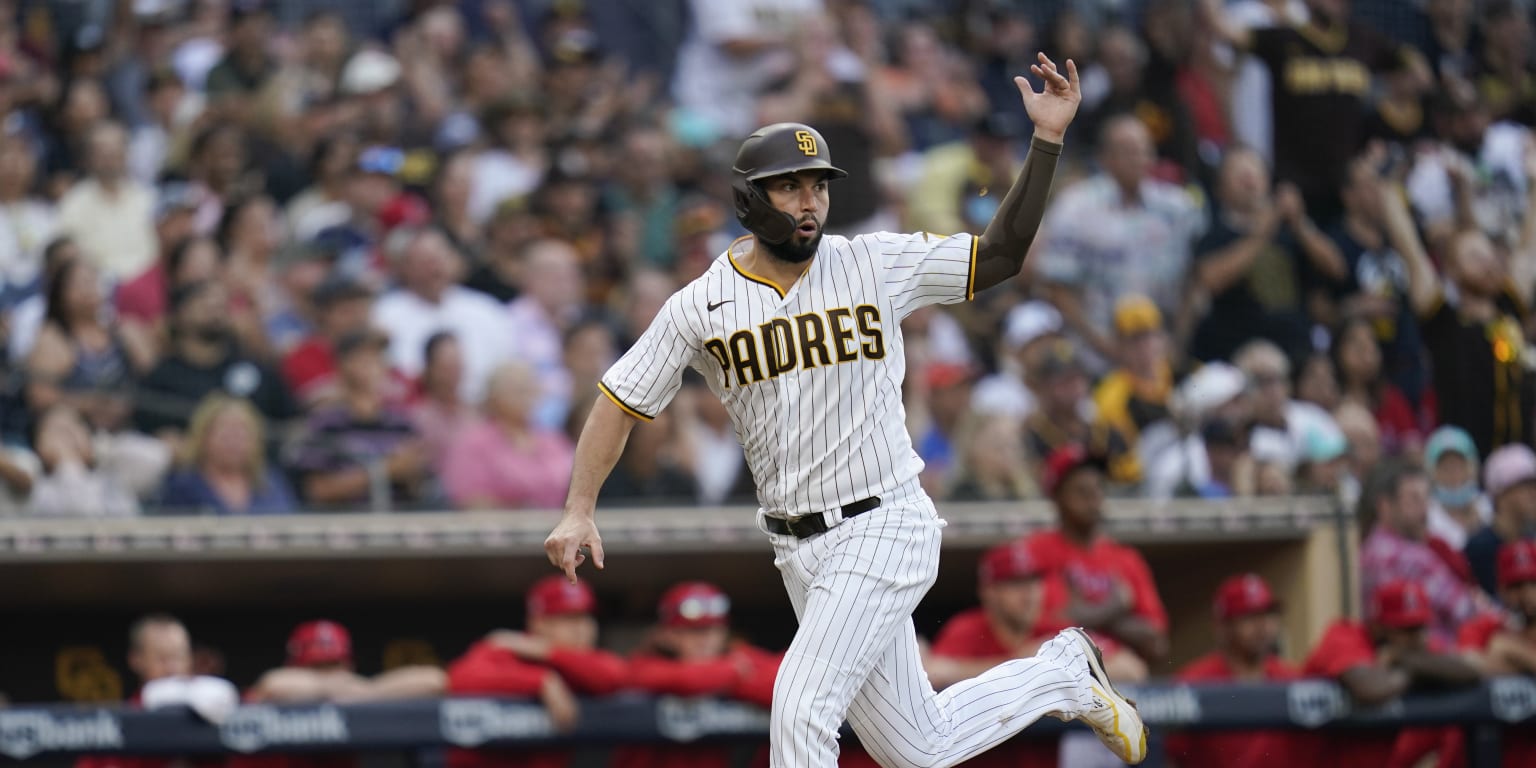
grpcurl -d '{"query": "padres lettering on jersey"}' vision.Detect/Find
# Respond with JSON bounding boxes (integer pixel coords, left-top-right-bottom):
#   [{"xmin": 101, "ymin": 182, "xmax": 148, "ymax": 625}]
[{"xmin": 599, "ymin": 231, "xmax": 976, "ymax": 516}]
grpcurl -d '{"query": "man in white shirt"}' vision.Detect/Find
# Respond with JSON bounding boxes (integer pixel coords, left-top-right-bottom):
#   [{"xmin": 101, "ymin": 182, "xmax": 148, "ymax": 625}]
[
  {"xmin": 57, "ymin": 122, "xmax": 159, "ymax": 283},
  {"xmin": 672, "ymin": 0, "xmax": 822, "ymax": 137},
  {"xmin": 372, "ymin": 227, "xmax": 508, "ymax": 403}
]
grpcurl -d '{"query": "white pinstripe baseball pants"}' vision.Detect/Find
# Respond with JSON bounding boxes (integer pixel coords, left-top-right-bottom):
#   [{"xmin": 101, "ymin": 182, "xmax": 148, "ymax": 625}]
[{"xmin": 762, "ymin": 481, "xmax": 1096, "ymax": 768}]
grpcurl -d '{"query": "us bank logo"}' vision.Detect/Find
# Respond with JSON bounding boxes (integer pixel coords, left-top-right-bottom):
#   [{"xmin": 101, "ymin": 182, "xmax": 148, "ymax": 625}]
[
  {"xmin": 439, "ymin": 700, "xmax": 553, "ymax": 747},
  {"xmin": 1490, "ymin": 677, "xmax": 1536, "ymax": 723},
  {"xmin": 0, "ymin": 710, "xmax": 123, "ymax": 759},
  {"xmin": 1286, "ymin": 681, "xmax": 1349, "ymax": 728},
  {"xmin": 219, "ymin": 705, "xmax": 348, "ymax": 753}
]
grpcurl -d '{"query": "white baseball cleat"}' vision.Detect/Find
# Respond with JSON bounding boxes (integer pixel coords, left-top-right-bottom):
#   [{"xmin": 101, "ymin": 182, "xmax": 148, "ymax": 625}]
[{"xmin": 1063, "ymin": 627, "xmax": 1149, "ymax": 764}]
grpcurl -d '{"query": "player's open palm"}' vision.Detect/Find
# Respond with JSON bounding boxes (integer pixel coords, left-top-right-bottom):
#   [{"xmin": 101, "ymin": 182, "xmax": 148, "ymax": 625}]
[{"xmin": 1014, "ymin": 53, "xmax": 1081, "ymax": 143}]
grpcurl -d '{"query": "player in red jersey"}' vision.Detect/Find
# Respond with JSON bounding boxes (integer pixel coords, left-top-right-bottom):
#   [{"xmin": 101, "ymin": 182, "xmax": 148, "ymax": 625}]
[
  {"xmin": 1301, "ymin": 580, "xmax": 1482, "ymax": 768},
  {"xmin": 1165, "ymin": 574, "xmax": 1299, "ymax": 768},
  {"xmin": 1456, "ymin": 540, "xmax": 1536, "ymax": 767},
  {"xmin": 445, "ymin": 576, "xmax": 628, "ymax": 768},
  {"xmin": 613, "ymin": 581, "xmax": 780, "ymax": 768}
]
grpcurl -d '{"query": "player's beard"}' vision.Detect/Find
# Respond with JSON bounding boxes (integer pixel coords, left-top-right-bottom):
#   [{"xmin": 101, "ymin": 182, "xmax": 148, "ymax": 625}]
[{"xmin": 762, "ymin": 218, "xmax": 822, "ymax": 263}]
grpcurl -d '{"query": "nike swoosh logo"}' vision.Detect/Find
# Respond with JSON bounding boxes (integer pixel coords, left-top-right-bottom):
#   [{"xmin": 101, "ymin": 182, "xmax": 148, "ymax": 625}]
[{"xmin": 707, "ymin": 300, "xmax": 734, "ymax": 311}]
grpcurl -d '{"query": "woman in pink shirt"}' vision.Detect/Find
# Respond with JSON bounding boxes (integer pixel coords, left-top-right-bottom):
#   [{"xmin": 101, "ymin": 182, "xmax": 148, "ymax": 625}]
[{"xmin": 442, "ymin": 361, "xmax": 574, "ymax": 510}]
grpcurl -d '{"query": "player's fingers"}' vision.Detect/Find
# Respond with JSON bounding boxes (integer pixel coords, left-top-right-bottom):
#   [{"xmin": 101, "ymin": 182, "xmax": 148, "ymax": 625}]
[
  {"xmin": 1014, "ymin": 75, "xmax": 1038, "ymax": 98},
  {"xmin": 1065, "ymin": 59, "xmax": 1080, "ymax": 92},
  {"xmin": 560, "ymin": 541, "xmax": 583, "ymax": 583},
  {"xmin": 587, "ymin": 537, "xmax": 605, "ymax": 569}
]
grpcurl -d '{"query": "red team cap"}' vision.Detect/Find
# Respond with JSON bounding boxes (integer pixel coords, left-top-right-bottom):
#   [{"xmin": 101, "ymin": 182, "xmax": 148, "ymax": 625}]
[
  {"xmin": 527, "ymin": 576, "xmax": 597, "ymax": 620},
  {"xmin": 979, "ymin": 540, "xmax": 1042, "ymax": 586},
  {"xmin": 1042, "ymin": 444, "xmax": 1109, "ymax": 497},
  {"xmin": 286, "ymin": 620, "xmax": 353, "ymax": 667},
  {"xmin": 1498, "ymin": 540, "xmax": 1536, "ymax": 588},
  {"xmin": 1370, "ymin": 580, "xmax": 1433, "ymax": 629},
  {"xmin": 659, "ymin": 582, "xmax": 731, "ymax": 628},
  {"xmin": 1212, "ymin": 573, "xmax": 1279, "ymax": 620}
]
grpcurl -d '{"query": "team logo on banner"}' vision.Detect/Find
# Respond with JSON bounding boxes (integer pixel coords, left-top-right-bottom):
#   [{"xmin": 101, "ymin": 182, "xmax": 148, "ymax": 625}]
[
  {"xmin": 0, "ymin": 710, "xmax": 122, "ymax": 759},
  {"xmin": 219, "ymin": 706, "xmax": 348, "ymax": 753},
  {"xmin": 1286, "ymin": 681, "xmax": 1349, "ymax": 728},
  {"xmin": 440, "ymin": 700, "xmax": 553, "ymax": 747},
  {"xmin": 1490, "ymin": 677, "xmax": 1536, "ymax": 723}
]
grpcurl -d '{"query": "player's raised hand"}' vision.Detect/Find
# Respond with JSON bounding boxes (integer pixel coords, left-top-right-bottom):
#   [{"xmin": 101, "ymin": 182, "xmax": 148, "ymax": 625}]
[
  {"xmin": 544, "ymin": 512, "xmax": 605, "ymax": 583},
  {"xmin": 1014, "ymin": 53, "xmax": 1081, "ymax": 144}
]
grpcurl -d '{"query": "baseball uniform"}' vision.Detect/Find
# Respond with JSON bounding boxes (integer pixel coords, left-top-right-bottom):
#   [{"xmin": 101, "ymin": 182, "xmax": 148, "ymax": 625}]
[
  {"xmin": 929, "ymin": 609, "xmax": 1062, "ymax": 768},
  {"xmin": 600, "ymin": 230, "xmax": 1102, "ymax": 768}
]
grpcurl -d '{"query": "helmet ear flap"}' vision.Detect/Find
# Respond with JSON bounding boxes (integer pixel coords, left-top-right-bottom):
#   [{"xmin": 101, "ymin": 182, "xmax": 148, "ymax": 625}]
[{"xmin": 732, "ymin": 178, "xmax": 797, "ymax": 245}]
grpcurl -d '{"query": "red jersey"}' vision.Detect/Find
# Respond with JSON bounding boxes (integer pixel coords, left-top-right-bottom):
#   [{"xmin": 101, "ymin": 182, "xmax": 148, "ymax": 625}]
[
  {"xmin": 611, "ymin": 643, "xmax": 780, "ymax": 768},
  {"xmin": 1456, "ymin": 614, "xmax": 1536, "ymax": 768},
  {"xmin": 445, "ymin": 641, "xmax": 629, "ymax": 768},
  {"xmin": 928, "ymin": 609, "xmax": 1059, "ymax": 768},
  {"xmin": 1022, "ymin": 530, "xmax": 1168, "ymax": 641},
  {"xmin": 281, "ymin": 338, "xmax": 336, "ymax": 402},
  {"xmin": 1164, "ymin": 651, "xmax": 1300, "ymax": 768},
  {"xmin": 1301, "ymin": 621, "xmax": 1462, "ymax": 768}
]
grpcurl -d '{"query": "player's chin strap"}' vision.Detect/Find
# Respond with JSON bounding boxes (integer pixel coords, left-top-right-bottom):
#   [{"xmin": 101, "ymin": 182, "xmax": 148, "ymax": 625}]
[{"xmin": 732, "ymin": 179, "xmax": 797, "ymax": 245}]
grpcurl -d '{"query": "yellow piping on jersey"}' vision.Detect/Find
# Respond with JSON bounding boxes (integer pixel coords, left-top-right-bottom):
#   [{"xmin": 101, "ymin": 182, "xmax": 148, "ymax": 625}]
[
  {"xmin": 727, "ymin": 237, "xmax": 788, "ymax": 299},
  {"xmin": 966, "ymin": 236, "xmax": 977, "ymax": 301},
  {"xmin": 597, "ymin": 381, "xmax": 655, "ymax": 421}
]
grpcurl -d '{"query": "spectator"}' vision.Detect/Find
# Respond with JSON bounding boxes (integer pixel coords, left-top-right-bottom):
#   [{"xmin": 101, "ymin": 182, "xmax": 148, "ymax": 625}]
[
  {"xmin": 603, "ymin": 124, "xmax": 683, "ymax": 270},
  {"xmin": 1424, "ymin": 426, "xmax": 1490, "ymax": 551},
  {"xmin": 24, "ymin": 404, "xmax": 142, "ymax": 517},
  {"xmin": 971, "ymin": 301, "xmax": 1061, "ymax": 420},
  {"xmin": 1201, "ymin": 0, "xmax": 1413, "ymax": 222},
  {"xmin": 670, "ymin": 0, "xmax": 821, "ymax": 139},
  {"xmin": 614, "ymin": 582, "xmax": 780, "ymax": 768},
  {"xmin": 1293, "ymin": 420, "xmax": 1351, "ymax": 497},
  {"xmin": 910, "ymin": 363, "xmax": 974, "ymax": 496},
  {"xmin": 1332, "ymin": 316, "xmax": 1424, "ymax": 455},
  {"xmin": 1076, "ymin": 25, "xmax": 1199, "ymax": 184},
  {"xmin": 1359, "ymin": 460, "xmax": 1490, "ymax": 647},
  {"xmin": 158, "ymin": 395, "xmax": 295, "ymax": 516},
  {"xmin": 287, "ymin": 329, "xmax": 428, "ymax": 509},
  {"xmin": 908, "ymin": 113, "xmax": 1021, "ymax": 237},
  {"xmin": 245, "ymin": 620, "xmax": 445, "ymax": 704},
  {"xmin": 922, "ymin": 541, "xmax": 1065, "ymax": 768},
  {"xmin": 463, "ymin": 199, "xmax": 536, "ymax": 303},
  {"xmin": 1092, "ymin": 295, "xmax": 1174, "ymax": 449},
  {"xmin": 1467, "ymin": 444, "xmax": 1536, "ymax": 598},
  {"xmin": 135, "ymin": 280, "xmax": 297, "ymax": 438},
  {"xmin": 126, "ymin": 68, "xmax": 195, "ymax": 189},
  {"xmin": 286, "ymin": 133, "xmax": 360, "ymax": 243},
  {"xmin": 1033, "ymin": 115, "xmax": 1205, "ymax": 372},
  {"xmin": 1190, "ymin": 147, "xmax": 1344, "ymax": 363},
  {"xmin": 468, "ymin": 96, "xmax": 549, "ymax": 227},
  {"xmin": 1024, "ymin": 445, "xmax": 1170, "ymax": 667},
  {"xmin": 373, "ymin": 226, "xmax": 508, "ymax": 403},
  {"xmin": 25, "ymin": 260, "xmax": 153, "ymax": 431},
  {"xmin": 1293, "ymin": 352, "xmax": 1341, "ymax": 413},
  {"xmin": 948, "ymin": 414, "xmax": 1035, "ymax": 502},
  {"xmin": 1456, "ymin": 540, "xmax": 1536, "ymax": 766},
  {"xmin": 601, "ymin": 406, "xmax": 698, "ymax": 506},
  {"xmin": 1326, "ymin": 155, "xmax": 1428, "ymax": 405},
  {"xmin": 560, "ymin": 318, "xmax": 618, "ymax": 440},
  {"xmin": 1165, "ymin": 574, "xmax": 1298, "ymax": 768},
  {"xmin": 504, "ymin": 239, "xmax": 586, "ymax": 429},
  {"xmin": 1140, "ymin": 362, "xmax": 1252, "ymax": 499},
  {"xmin": 1363, "ymin": 52, "xmax": 1434, "ymax": 148},
  {"xmin": 1474, "ymin": 1, "xmax": 1536, "ymax": 124},
  {"xmin": 56, "ymin": 121, "xmax": 159, "ymax": 283},
  {"xmin": 6, "ymin": 238, "xmax": 83, "ymax": 369},
  {"xmin": 442, "ymin": 362, "xmax": 574, "ymax": 510},
  {"xmin": 1416, "ymin": 0, "xmax": 1479, "ymax": 84},
  {"xmin": 1300, "ymin": 580, "xmax": 1481, "ymax": 767},
  {"xmin": 0, "ymin": 445, "xmax": 35, "ymax": 516},
  {"xmin": 114, "ymin": 185, "xmax": 206, "ymax": 327},
  {"xmin": 0, "ymin": 132, "xmax": 57, "ymax": 306},
  {"xmin": 411, "ymin": 333, "xmax": 475, "ymax": 468},
  {"xmin": 1184, "ymin": 419, "xmax": 1255, "ymax": 499},
  {"xmin": 1407, "ymin": 81, "xmax": 1529, "ymax": 255},
  {"xmin": 281, "ymin": 273, "xmax": 379, "ymax": 408},
  {"xmin": 204, "ymin": 0, "xmax": 277, "ymax": 114},
  {"xmin": 1023, "ymin": 340, "xmax": 1139, "ymax": 487},
  {"xmin": 1396, "ymin": 139, "xmax": 1536, "ymax": 454},
  {"xmin": 873, "ymin": 20, "xmax": 987, "ymax": 152},
  {"xmin": 432, "ymin": 150, "xmax": 481, "ymax": 256},
  {"xmin": 1234, "ymin": 339, "xmax": 1340, "ymax": 473},
  {"xmin": 445, "ymin": 576, "xmax": 628, "ymax": 768}
]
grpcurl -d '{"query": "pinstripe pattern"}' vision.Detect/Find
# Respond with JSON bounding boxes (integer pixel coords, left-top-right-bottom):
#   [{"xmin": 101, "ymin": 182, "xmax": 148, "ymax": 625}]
[
  {"xmin": 765, "ymin": 481, "xmax": 1094, "ymax": 767},
  {"xmin": 601, "ymin": 231, "xmax": 1093, "ymax": 766}
]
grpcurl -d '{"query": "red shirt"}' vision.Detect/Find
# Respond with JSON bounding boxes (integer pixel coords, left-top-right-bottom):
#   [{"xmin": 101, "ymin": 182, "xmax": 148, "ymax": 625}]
[
  {"xmin": 1023, "ymin": 530, "xmax": 1169, "ymax": 640},
  {"xmin": 445, "ymin": 641, "xmax": 629, "ymax": 768},
  {"xmin": 1301, "ymin": 621, "xmax": 1463, "ymax": 768},
  {"xmin": 1164, "ymin": 652, "xmax": 1300, "ymax": 768},
  {"xmin": 282, "ymin": 338, "xmax": 336, "ymax": 402},
  {"xmin": 611, "ymin": 643, "xmax": 780, "ymax": 768},
  {"xmin": 928, "ymin": 608, "xmax": 1059, "ymax": 768},
  {"xmin": 114, "ymin": 264, "xmax": 166, "ymax": 324},
  {"xmin": 1455, "ymin": 615, "xmax": 1536, "ymax": 768}
]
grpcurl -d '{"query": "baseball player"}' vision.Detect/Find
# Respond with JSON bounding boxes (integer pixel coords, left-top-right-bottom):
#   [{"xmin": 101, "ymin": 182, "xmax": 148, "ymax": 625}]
[
  {"xmin": 1455, "ymin": 541, "xmax": 1536, "ymax": 767},
  {"xmin": 545, "ymin": 53, "xmax": 1148, "ymax": 767}
]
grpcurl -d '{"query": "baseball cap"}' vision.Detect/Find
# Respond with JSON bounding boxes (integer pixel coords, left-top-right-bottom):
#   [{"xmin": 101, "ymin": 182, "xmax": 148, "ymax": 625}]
[
  {"xmin": 155, "ymin": 182, "xmax": 199, "ymax": 222},
  {"xmin": 1003, "ymin": 302, "xmax": 1063, "ymax": 350},
  {"xmin": 1370, "ymin": 580, "xmax": 1432, "ymax": 630},
  {"xmin": 1212, "ymin": 573, "xmax": 1279, "ymax": 620},
  {"xmin": 340, "ymin": 50, "xmax": 402, "ymax": 96},
  {"xmin": 334, "ymin": 328, "xmax": 389, "ymax": 359},
  {"xmin": 311, "ymin": 273, "xmax": 376, "ymax": 308},
  {"xmin": 1113, "ymin": 295, "xmax": 1164, "ymax": 337},
  {"xmin": 1036, "ymin": 339, "xmax": 1086, "ymax": 380},
  {"xmin": 1498, "ymin": 540, "xmax": 1536, "ymax": 588},
  {"xmin": 1174, "ymin": 363, "xmax": 1247, "ymax": 421},
  {"xmin": 527, "ymin": 575, "xmax": 596, "ymax": 620},
  {"xmin": 357, "ymin": 146, "xmax": 406, "ymax": 176},
  {"xmin": 1042, "ymin": 444, "xmax": 1108, "ymax": 497},
  {"xmin": 1484, "ymin": 444, "xmax": 1536, "ymax": 499},
  {"xmin": 1425, "ymin": 426, "xmax": 1479, "ymax": 473},
  {"xmin": 979, "ymin": 540, "xmax": 1042, "ymax": 586},
  {"xmin": 286, "ymin": 620, "xmax": 353, "ymax": 667},
  {"xmin": 926, "ymin": 362, "xmax": 974, "ymax": 390},
  {"xmin": 658, "ymin": 582, "xmax": 731, "ymax": 628}
]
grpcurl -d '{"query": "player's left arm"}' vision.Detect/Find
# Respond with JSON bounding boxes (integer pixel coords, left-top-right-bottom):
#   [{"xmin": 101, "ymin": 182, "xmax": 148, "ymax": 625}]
[{"xmin": 972, "ymin": 53, "xmax": 1080, "ymax": 294}]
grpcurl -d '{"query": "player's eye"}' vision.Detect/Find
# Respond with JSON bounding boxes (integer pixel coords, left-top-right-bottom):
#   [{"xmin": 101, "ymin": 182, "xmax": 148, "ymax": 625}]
[{"xmin": 814, "ymin": 182, "xmax": 827, "ymax": 192}]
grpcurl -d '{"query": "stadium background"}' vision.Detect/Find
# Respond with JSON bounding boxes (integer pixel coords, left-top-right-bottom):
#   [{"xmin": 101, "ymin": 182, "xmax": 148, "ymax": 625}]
[{"xmin": 0, "ymin": 0, "xmax": 1534, "ymax": 765}]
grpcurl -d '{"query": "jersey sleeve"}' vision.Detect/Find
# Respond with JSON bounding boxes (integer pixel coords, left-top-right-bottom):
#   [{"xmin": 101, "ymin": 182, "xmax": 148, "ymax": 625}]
[
  {"xmin": 1303, "ymin": 622, "xmax": 1377, "ymax": 678},
  {"xmin": 1456, "ymin": 613, "xmax": 1505, "ymax": 651},
  {"xmin": 856, "ymin": 231, "xmax": 978, "ymax": 320},
  {"xmin": 599, "ymin": 294, "xmax": 699, "ymax": 421}
]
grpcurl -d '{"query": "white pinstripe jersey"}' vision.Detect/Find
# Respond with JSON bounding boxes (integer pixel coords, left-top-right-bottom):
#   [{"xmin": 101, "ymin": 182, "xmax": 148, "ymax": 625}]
[{"xmin": 599, "ymin": 231, "xmax": 977, "ymax": 516}]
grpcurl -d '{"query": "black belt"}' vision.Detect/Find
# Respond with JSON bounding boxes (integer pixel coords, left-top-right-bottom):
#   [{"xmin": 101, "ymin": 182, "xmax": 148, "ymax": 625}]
[{"xmin": 763, "ymin": 496, "xmax": 881, "ymax": 538}]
